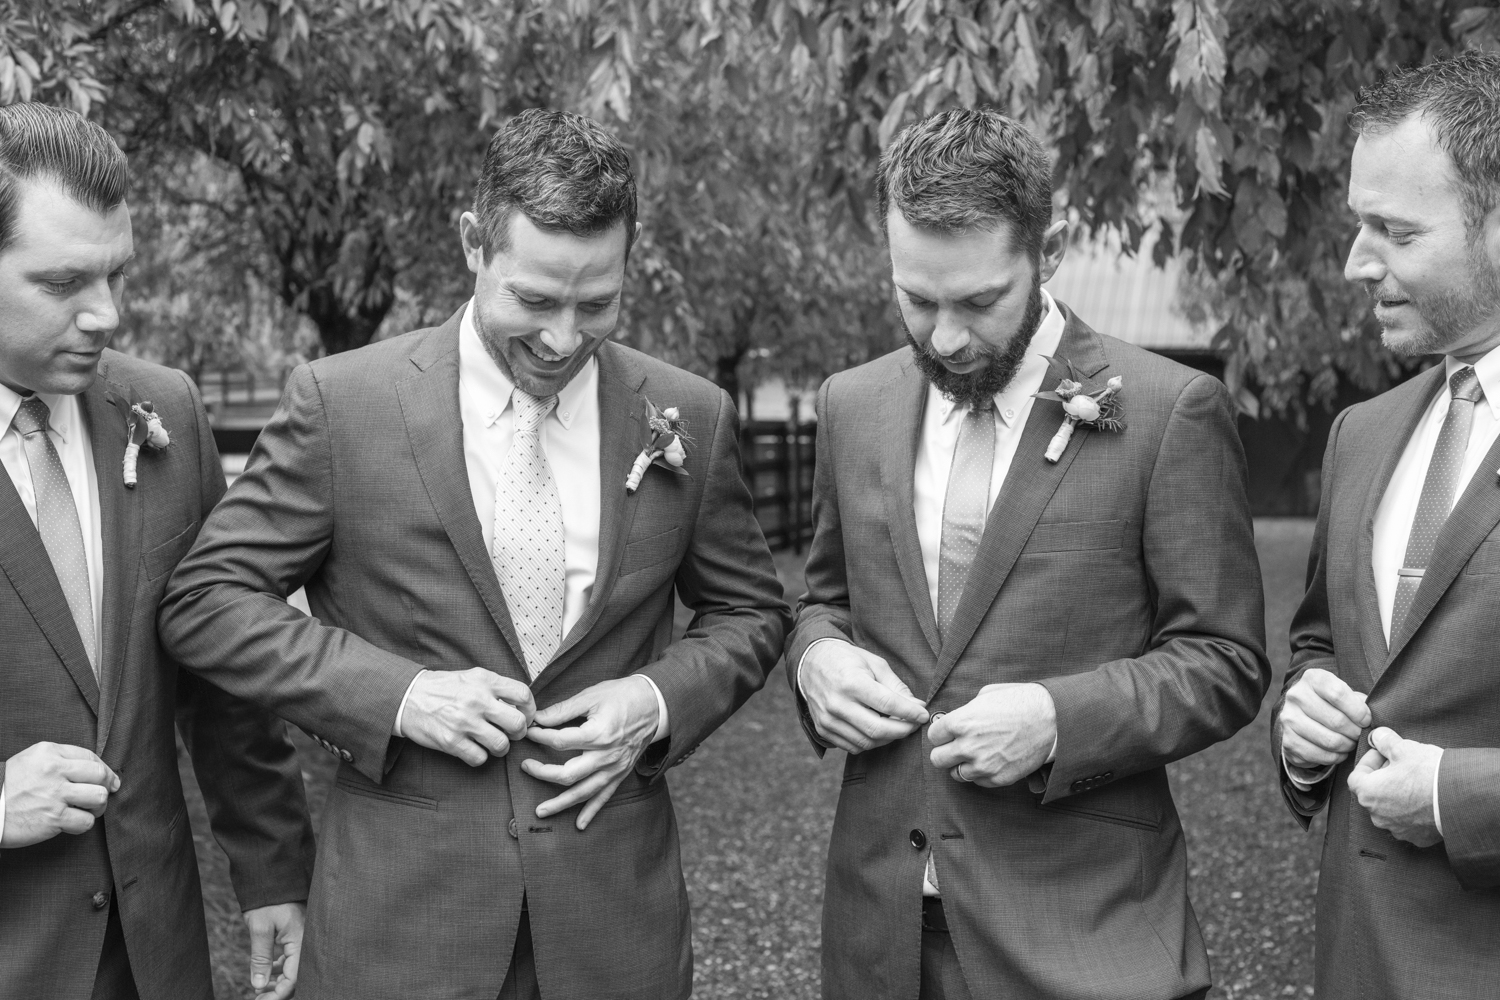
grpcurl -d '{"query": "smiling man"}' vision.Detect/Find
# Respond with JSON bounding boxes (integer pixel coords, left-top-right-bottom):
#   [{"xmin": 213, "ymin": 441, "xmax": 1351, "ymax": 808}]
[
  {"xmin": 0, "ymin": 104, "xmax": 314, "ymax": 1000},
  {"xmin": 158, "ymin": 108, "xmax": 788, "ymax": 1000},
  {"xmin": 1274, "ymin": 50, "xmax": 1500, "ymax": 1000},
  {"xmin": 786, "ymin": 108, "xmax": 1269, "ymax": 1000}
]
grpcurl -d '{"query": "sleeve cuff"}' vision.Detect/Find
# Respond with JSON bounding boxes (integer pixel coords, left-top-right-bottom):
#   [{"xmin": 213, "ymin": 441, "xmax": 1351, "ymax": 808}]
[
  {"xmin": 0, "ymin": 780, "xmax": 7, "ymax": 846},
  {"xmin": 393, "ymin": 671, "xmax": 425, "ymax": 737},
  {"xmin": 797, "ymin": 637, "xmax": 846, "ymax": 698},
  {"xmin": 638, "ymin": 675, "xmax": 670, "ymax": 742},
  {"xmin": 1281, "ymin": 744, "xmax": 1335, "ymax": 790},
  {"xmin": 1433, "ymin": 748, "xmax": 1444, "ymax": 837}
]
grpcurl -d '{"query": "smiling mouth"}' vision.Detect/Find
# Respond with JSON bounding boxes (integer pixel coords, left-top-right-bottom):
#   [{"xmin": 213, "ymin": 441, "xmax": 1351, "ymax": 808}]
[
  {"xmin": 521, "ymin": 341, "xmax": 569, "ymax": 364},
  {"xmin": 1376, "ymin": 299, "xmax": 1410, "ymax": 309}
]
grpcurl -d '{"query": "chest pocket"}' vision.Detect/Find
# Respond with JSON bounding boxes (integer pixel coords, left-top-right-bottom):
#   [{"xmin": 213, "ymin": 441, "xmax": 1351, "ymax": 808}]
[
  {"xmin": 1025, "ymin": 518, "xmax": 1124, "ymax": 553},
  {"xmin": 618, "ymin": 527, "xmax": 681, "ymax": 577},
  {"xmin": 143, "ymin": 520, "xmax": 199, "ymax": 582},
  {"xmin": 1464, "ymin": 537, "xmax": 1500, "ymax": 575}
]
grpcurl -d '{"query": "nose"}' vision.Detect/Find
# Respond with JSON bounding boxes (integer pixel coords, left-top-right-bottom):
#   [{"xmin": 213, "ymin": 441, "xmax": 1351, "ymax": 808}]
[
  {"xmin": 1344, "ymin": 225, "xmax": 1385, "ymax": 286},
  {"xmin": 929, "ymin": 312, "xmax": 970, "ymax": 358},
  {"xmin": 539, "ymin": 311, "xmax": 582, "ymax": 357},
  {"xmin": 75, "ymin": 278, "xmax": 120, "ymax": 335}
]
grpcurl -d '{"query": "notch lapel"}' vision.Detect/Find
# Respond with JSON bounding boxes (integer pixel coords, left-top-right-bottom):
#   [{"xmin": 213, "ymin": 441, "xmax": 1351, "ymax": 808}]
[
  {"xmin": 1384, "ymin": 425, "xmax": 1500, "ymax": 672},
  {"xmin": 0, "ymin": 456, "xmax": 99, "ymax": 713},
  {"xmin": 539, "ymin": 343, "xmax": 645, "ymax": 689},
  {"xmin": 396, "ymin": 317, "xmax": 527, "ymax": 675},
  {"xmin": 88, "ymin": 375, "xmax": 144, "ymax": 751},
  {"xmin": 1351, "ymin": 367, "xmax": 1444, "ymax": 688},
  {"xmin": 881, "ymin": 360, "xmax": 942, "ymax": 661},
  {"xmin": 925, "ymin": 312, "xmax": 1109, "ymax": 699}
]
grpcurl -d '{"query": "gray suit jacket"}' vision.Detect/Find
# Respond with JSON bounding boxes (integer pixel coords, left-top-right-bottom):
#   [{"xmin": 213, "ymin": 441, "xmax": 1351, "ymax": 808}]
[
  {"xmin": 787, "ymin": 308, "xmax": 1269, "ymax": 1000},
  {"xmin": 158, "ymin": 310, "xmax": 789, "ymax": 1000},
  {"xmin": 1278, "ymin": 363, "xmax": 1500, "ymax": 1000},
  {"xmin": 0, "ymin": 352, "xmax": 313, "ymax": 1000}
]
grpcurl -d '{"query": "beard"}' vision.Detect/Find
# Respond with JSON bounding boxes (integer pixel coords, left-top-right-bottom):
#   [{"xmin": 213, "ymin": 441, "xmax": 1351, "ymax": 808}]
[
  {"xmin": 1373, "ymin": 240, "xmax": 1500, "ymax": 358},
  {"xmin": 904, "ymin": 275, "xmax": 1045, "ymax": 410}
]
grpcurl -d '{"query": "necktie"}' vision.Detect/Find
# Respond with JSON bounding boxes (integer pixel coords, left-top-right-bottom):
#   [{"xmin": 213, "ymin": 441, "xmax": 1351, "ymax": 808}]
[
  {"xmin": 928, "ymin": 400, "xmax": 996, "ymax": 893},
  {"xmin": 1390, "ymin": 366, "xmax": 1484, "ymax": 644},
  {"xmin": 492, "ymin": 390, "xmax": 565, "ymax": 679},
  {"xmin": 12, "ymin": 397, "xmax": 97, "ymax": 675}
]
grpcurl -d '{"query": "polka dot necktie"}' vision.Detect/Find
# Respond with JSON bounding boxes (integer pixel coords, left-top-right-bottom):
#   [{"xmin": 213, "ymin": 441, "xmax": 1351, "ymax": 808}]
[
  {"xmin": 12, "ymin": 397, "xmax": 97, "ymax": 676},
  {"xmin": 928, "ymin": 400, "xmax": 996, "ymax": 894},
  {"xmin": 492, "ymin": 390, "xmax": 565, "ymax": 679},
  {"xmin": 1391, "ymin": 366, "xmax": 1484, "ymax": 644}
]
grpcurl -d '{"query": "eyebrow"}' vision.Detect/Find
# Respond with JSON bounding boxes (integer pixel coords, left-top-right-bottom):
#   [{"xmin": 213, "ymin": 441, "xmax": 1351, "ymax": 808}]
[
  {"xmin": 896, "ymin": 282, "xmax": 1012, "ymax": 301},
  {"xmin": 25, "ymin": 250, "xmax": 137, "ymax": 278}
]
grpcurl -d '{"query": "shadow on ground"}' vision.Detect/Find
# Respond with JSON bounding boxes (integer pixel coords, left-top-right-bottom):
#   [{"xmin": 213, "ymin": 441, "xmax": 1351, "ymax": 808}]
[{"xmin": 183, "ymin": 518, "xmax": 1320, "ymax": 1000}]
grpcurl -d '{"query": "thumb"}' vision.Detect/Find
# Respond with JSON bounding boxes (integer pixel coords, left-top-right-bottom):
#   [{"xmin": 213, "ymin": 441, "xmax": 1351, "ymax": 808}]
[
  {"xmin": 248, "ymin": 917, "xmax": 275, "ymax": 992},
  {"xmin": 863, "ymin": 657, "xmax": 929, "ymax": 723},
  {"xmin": 532, "ymin": 691, "xmax": 595, "ymax": 729},
  {"xmin": 1367, "ymin": 726, "xmax": 1401, "ymax": 759}
]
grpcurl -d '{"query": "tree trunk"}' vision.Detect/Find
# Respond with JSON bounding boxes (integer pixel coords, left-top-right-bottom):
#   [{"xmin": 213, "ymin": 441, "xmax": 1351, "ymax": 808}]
[{"xmin": 715, "ymin": 351, "xmax": 746, "ymax": 415}]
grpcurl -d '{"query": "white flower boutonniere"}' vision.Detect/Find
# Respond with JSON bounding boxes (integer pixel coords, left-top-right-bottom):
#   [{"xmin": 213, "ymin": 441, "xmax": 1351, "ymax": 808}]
[
  {"xmin": 1032, "ymin": 356, "xmax": 1125, "ymax": 463},
  {"xmin": 123, "ymin": 401, "xmax": 170, "ymax": 489},
  {"xmin": 625, "ymin": 397, "xmax": 693, "ymax": 493}
]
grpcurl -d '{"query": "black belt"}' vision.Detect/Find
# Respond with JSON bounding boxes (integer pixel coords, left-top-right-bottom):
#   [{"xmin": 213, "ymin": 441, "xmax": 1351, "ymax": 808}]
[{"xmin": 921, "ymin": 896, "xmax": 949, "ymax": 934}]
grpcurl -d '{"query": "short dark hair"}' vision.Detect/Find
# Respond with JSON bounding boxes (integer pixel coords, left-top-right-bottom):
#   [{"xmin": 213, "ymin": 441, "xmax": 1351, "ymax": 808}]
[
  {"xmin": 877, "ymin": 107, "xmax": 1053, "ymax": 257},
  {"xmin": 0, "ymin": 103, "xmax": 129, "ymax": 254},
  {"xmin": 1350, "ymin": 49, "xmax": 1500, "ymax": 231},
  {"xmin": 472, "ymin": 108, "xmax": 636, "ymax": 259}
]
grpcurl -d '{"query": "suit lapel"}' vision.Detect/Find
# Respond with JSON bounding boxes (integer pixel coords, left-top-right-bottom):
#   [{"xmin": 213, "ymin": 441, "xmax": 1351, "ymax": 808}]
[
  {"xmin": 540, "ymin": 342, "xmax": 645, "ymax": 688},
  {"xmin": 87, "ymin": 374, "xmax": 144, "ymax": 751},
  {"xmin": 0, "ymin": 451, "xmax": 100, "ymax": 713},
  {"xmin": 926, "ymin": 311, "xmax": 1109, "ymax": 699},
  {"xmin": 1351, "ymin": 367, "xmax": 1443, "ymax": 687},
  {"xmin": 881, "ymin": 360, "xmax": 942, "ymax": 660},
  {"xmin": 1385, "ymin": 418, "xmax": 1500, "ymax": 672},
  {"xmin": 396, "ymin": 314, "xmax": 527, "ymax": 673}
]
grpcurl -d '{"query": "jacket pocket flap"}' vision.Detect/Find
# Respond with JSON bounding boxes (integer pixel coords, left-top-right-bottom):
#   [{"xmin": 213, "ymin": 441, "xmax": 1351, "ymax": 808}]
[
  {"xmin": 143, "ymin": 520, "xmax": 200, "ymax": 581},
  {"xmin": 618, "ymin": 527, "xmax": 681, "ymax": 577},
  {"xmin": 1026, "ymin": 519, "xmax": 1124, "ymax": 553}
]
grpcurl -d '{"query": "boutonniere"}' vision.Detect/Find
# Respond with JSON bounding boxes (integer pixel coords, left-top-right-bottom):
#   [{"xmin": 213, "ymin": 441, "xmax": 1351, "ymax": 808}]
[
  {"xmin": 625, "ymin": 397, "xmax": 693, "ymax": 493},
  {"xmin": 1033, "ymin": 356, "xmax": 1125, "ymax": 463},
  {"xmin": 122, "ymin": 401, "xmax": 170, "ymax": 489}
]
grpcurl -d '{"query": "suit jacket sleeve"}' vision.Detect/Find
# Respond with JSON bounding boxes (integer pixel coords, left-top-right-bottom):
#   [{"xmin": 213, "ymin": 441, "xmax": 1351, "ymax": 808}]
[
  {"xmin": 1036, "ymin": 373, "xmax": 1271, "ymax": 802},
  {"xmin": 783, "ymin": 376, "xmax": 852, "ymax": 755},
  {"xmin": 1272, "ymin": 407, "xmax": 1350, "ymax": 826},
  {"xmin": 159, "ymin": 364, "xmax": 424, "ymax": 785},
  {"xmin": 636, "ymin": 388, "xmax": 790, "ymax": 775},
  {"xmin": 1439, "ymin": 748, "xmax": 1500, "ymax": 889},
  {"xmin": 171, "ymin": 370, "xmax": 315, "ymax": 910}
]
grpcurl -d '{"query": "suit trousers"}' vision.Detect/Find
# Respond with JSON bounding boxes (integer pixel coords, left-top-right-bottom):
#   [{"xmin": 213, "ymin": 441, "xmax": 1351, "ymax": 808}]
[
  {"xmin": 497, "ymin": 904, "xmax": 540, "ymax": 1000},
  {"xmin": 919, "ymin": 899, "xmax": 972, "ymax": 1000},
  {"xmin": 91, "ymin": 900, "xmax": 140, "ymax": 1000}
]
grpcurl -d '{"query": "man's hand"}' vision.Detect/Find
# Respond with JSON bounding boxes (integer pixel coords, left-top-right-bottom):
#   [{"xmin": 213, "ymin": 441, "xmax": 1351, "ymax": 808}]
[
  {"xmin": 929, "ymin": 683, "xmax": 1056, "ymax": 787},
  {"xmin": 245, "ymin": 901, "xmax": 305, "ymax": 1000},
  {"xmin": 399, "ymin": 668, "xmax": 536, "ymax": 766},
  {"xmin": 1281, "ymin": 667, "xmax": 1371, "ymax": 771},
  {"xmin": 799, "ymin": 640, "xmax": 929, "ymax": 754},
  {"xmin": 0, "ymin": 743, "xmax": 119, "ymax": 848},
  {"xmin": 522, "ymin": 677, "xmax": 661, "ymax": 830},
  {"xmin": 1348, "ymin": 727, "xmax": 1443, "ymax": 848}
]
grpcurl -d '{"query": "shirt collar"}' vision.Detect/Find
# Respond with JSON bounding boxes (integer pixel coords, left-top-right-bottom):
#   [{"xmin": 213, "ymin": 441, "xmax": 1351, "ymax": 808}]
[
  {"xmin": 0, "ymin": 381, "xmax": 77, "ymax": 442},
  {"xmin": 936, "ymin": 288, "xmax": 1066, "ymax": 429},
  {"xmin": 1445, "ymin": 347, "xmax": 1500, "ymax": 423},
  {"xmin": 458, "ymin": 299, "xmax": 597, "ymax": 430}
]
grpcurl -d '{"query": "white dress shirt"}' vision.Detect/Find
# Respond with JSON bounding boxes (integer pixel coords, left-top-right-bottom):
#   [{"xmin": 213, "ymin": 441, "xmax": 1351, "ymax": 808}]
[
  {"xmin": 393, "ymin": 302, "xmax": 667, "ymax": 739},
  {"xmin": 0, "ymin": 385, "xmax": 105, "ymax": 843},
  {"xmin": 1285, "ymin": 350, "xmax": 1500, "ymax": 831}
]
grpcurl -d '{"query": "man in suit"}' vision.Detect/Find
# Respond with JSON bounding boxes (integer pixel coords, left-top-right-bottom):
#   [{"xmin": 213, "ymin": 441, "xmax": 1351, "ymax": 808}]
[
  {"xmin": 158, "ymin": 107, "xmax": 789, "ymax": 1000},
  {"xmin": 1275, "ymin": 51, "xmax": 1500, "ymax": 999},
  {"xmin": 786, "ymin": 108, "xmax": 1270, "ymax": 1000},
  {"xmin": 0, "ymin": 104, "xmax": 314, "ymax": 999}
]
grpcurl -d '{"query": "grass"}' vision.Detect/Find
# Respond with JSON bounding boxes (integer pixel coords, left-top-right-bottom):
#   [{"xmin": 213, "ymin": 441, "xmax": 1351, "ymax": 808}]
[{"xmin": 183, "ymin": 517, "xmax": 1321, "ymax": 999}]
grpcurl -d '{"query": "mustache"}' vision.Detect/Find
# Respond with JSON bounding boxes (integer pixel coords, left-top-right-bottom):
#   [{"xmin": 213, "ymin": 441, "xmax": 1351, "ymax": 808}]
[{"xmin": 1363, "ymin": 281, "xmax": 1409, "ymax": 302}]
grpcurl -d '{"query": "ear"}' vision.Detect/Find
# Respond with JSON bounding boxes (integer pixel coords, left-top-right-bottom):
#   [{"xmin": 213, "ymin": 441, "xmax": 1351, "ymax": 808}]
[
  {"xmin": 1037, "ymin": 220, "xmax": 1069, "ymax": 284},
  {"xmin": 458, "ymin": 212, "xmax": 486, "ymax": 275}
]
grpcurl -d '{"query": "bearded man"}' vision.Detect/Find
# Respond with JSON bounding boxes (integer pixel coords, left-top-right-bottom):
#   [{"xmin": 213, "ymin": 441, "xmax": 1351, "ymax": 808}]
[
  {"xmin": 1275, "ymin": 50, "xmax": 1500, "ymax": 999},
  {"xmin": 785, "ymin": 107, "xmax": 1270, "ymax": 1000}
]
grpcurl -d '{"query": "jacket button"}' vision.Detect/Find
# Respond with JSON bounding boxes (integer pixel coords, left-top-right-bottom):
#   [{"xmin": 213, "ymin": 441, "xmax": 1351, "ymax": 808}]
[
  {"xmin": 91, "ymin": 890, "xmax": 109, "ymax": 910},
  {"xmin": 1071, "ymin": 779, "xmax": 1087, "ymax": 793},
  {"xmin": 910, "ymin": 829, "xmax": 927, "ymax": 850},
  {"xmin": 507, "ymin": 818, "xmax": 519, "ymax": 839},
  {"xmin": 340, "ymin": 749, "xmax": 353, "ymax": 763},
  {"xmin": 1100, "ymin": 771, "xmax": 1113, "ymax": 782}
]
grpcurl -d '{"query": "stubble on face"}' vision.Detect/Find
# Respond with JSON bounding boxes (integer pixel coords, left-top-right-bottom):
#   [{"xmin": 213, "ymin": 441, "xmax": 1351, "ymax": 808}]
[
  {"xmin": 1373, "ymin": 235, "xmax": 1500, "ymax": 357},
  {"xmin": 904, "ymin": 273, "xmax": 1045, "ymax": 410}
]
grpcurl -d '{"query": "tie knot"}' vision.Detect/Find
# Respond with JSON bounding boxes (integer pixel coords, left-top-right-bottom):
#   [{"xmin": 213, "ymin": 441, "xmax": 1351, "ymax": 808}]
[
  {"xmin": 967, "ymin": 398, "xmax": 995, "ymax": 416},
  {"xmin": 11, "ymin": 396, "xmax": 52, "ymax": 437},
  {"xmin": 511, "ymin": 390, "xmax": 558, "ymax": 434},
  {"xmin": 1450, "ymin": 366, "xmax": 1484, "ymax": 404}
]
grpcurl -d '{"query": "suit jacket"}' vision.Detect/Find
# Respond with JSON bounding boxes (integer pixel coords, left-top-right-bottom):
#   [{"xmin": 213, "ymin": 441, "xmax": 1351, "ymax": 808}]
[
  {"xmin": 1277, "ymin": 363, "xmax": 1500, "ymax": 1000},
  {"xmin": 787, "ymin": 308, "xmax": 1269, "ymax": 1000},
  {"xmin": 0, "ymin": 351, "xmax": 314, "ymax": 1000},
  {"xmin": 158, "ymin": 310, "xmax": 790, "ymax": 1000}
]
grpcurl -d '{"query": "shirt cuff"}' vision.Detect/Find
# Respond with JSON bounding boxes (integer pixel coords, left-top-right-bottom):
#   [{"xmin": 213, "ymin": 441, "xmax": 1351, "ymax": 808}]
[
  {"xmin": 797, "ymin": 637, "xmax": 847, "ymax": 698},
  {"xmin": 393, "ymin": 671, "xmax": 426, "ymax": 737},
  {"xmin": 1281, "ymin": 744, "xmax": 1335, "ymax": 790},
  {"xmin": 638, "ymin": 675, "xmax": 670, "ymax": 742},
  {"xmin": 0, "ymin": 780, "xmax": 7, "ymax": 847},
  {"xmin": 1432, "ymin": 748, "xmax": 1444, "ymax": 837}
]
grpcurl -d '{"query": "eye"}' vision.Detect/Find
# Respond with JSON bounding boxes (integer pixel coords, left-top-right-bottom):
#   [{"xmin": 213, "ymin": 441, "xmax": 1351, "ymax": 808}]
[
  {"xmin": 965, "ymin": 294, "xmax": 1000, "ymax": 310},
  {"xmin": 578, "ymin": 299, "xmax": 614, "ymax": 314},
  {"xmin": 904, "ymin": 292, "xmax": 935, "ymax": 309},
  {"xmin": 42, "ymin": 278, "xmax": 76, "ymax": 294},
  {"xmin": 109, "ymin": 267, "xmax": 129, "ymax": 285},
  {"xmin": 516, "ymin": 293, "xmax": 550, "ymax": 309}
]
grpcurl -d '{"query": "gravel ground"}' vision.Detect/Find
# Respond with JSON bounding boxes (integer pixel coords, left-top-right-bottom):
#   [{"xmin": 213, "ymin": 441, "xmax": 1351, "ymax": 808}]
[{"xmin": 183, "ymin": 517, "xmax": 1321, "ymax": 999}]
